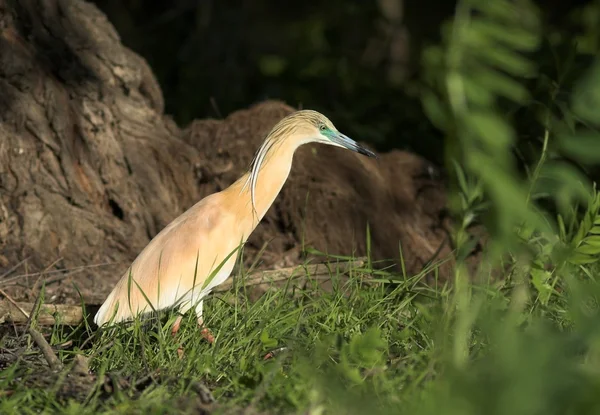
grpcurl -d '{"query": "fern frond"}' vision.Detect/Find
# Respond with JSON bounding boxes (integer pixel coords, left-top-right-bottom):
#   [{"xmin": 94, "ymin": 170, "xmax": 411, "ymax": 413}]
[{"xmin": 568, "ymin": 190, "xmax": 600, "ymax": 265}]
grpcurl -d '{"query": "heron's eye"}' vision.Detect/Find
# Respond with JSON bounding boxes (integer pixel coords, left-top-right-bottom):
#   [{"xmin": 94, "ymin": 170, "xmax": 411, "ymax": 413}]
[{"xmin": 319, "ymin": 124, "xmax": 327, "ymax": 131}]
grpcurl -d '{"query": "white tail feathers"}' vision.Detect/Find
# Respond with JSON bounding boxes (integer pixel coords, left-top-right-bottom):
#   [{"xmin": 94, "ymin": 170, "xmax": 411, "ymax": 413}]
[
  {"xmin": 93, "ymin": 278, "xmax": 144, "ymax": 326},
  {"xmin": 93, "ymin": 286, "xmax": 123, "ymax": 327}
]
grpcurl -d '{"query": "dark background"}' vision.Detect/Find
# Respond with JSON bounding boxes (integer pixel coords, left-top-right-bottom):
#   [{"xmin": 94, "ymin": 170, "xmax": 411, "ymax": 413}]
[{"xmin": 92, "ymin": 0, "xmax": 593, "ymax": 166}]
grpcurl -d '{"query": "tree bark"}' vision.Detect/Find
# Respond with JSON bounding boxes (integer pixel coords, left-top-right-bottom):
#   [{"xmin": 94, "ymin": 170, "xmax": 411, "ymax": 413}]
[{"xmin": 0, "ymin": 0, "xmax": 202, "ymax": 298}]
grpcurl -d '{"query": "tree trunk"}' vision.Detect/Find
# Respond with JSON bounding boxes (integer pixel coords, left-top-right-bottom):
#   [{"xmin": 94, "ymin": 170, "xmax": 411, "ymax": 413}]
[{"xmin": 0, "ymin": 0, "xmax": 201, "ymax": 300}]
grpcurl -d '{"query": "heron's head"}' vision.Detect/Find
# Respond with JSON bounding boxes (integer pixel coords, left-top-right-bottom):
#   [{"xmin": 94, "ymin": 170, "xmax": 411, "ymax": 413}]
[
  {"xmin": 274, "ymin": 110, "xmax": 378, "ymax": 158},
  {"xmin": 244, "ymin": 109, "xmax": 377, "ymax": 215}
]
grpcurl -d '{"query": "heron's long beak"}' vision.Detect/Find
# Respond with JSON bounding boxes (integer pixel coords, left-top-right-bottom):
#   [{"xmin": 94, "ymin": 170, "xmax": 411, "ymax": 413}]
[{"xmin": 329, "ymin": 131, "xmax": 378, "ymax": 159}]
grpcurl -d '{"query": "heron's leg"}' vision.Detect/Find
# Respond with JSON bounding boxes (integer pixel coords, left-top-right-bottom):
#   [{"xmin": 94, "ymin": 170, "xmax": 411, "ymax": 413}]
[
  {"xmin": 194, "ymin": 299, "xmax": 205, "ymax": 326},
  {"xmin": 194, "ymin": 300, "xmax": 215, "ymax": 344},
  {"xmin": 172, "ymin": 302, "xmax": 193, "ymax": 359},
  {"xmin": 171, "ymin": 301, "xmax": 192, "ymax": 336},
  {"xmin": 171, "ymin": 315, "xmax": 183, "ymax": 336}
]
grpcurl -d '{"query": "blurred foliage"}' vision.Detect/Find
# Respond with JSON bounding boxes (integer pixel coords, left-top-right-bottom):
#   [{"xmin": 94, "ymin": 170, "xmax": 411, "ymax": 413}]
[
  {"xmin": 421, "ymin": 0, "xmax": 545, "ymax": 260},
  {"xmin": 417, "ymin": 0, "xmax": 600, "ymax": 257},
  {"xmin": 305, "ymin": 275, "xmax": 600, "ymax": 415},
  {"xmin": 414, "ymin": 0, "xmax": 600, "ymax": 381},
  {"xmin": 94, "ymin": 0, "xmax": 595, "ymax": 165},
  {"xmin": 302, "ymin": 1, "xmax": 600, "ymax": 412}
]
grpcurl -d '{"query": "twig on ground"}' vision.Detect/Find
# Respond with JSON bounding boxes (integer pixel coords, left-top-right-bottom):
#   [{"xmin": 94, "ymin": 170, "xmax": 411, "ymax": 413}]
[
  {"xmin": 0, "ymin": 262, "xmax": 119, "ymax": 287},
  {"xmin": 30, "ymin": 257, "xmax": 63, "ymax": 294},
  {"xmin": 0, "ymin": 288, "xmax": 63, "ymax": 371},
  {"xmin": 28, "ymin": 326, "xmax": 63, "ymax": 371},
  {"xmin": 0, "ymin": 288, "xmax": 30, "ymax": 319},
  {"xmin": 0, "ymin": 300, "xmax": 85, "ymax": 325},
  {"xmin": 0, "ymin": 256, "xmax": 30, "ymax": 280},
  {"xmin": 214, "ymin": 257, "xmax": 366, "ymax": 292},
  {"xmin": 24, "ymin": 283, "xmax": 46, "ymax": 333}
]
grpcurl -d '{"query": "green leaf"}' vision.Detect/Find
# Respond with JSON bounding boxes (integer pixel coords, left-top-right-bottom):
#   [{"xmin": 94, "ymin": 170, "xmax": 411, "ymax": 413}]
[
  {"xmin": 258, "ymin": 55, "xmax": 287, "ymax": 76},
  {"xmin": 467, "ymin": 111, "xmax": 515, "ymax": 148},
  {"xmin": 557, "ymin": 214, "xmax": 567, "ymax": 242},
  {"xmin": 531, "ymin": 267, "xmax": 553, "ymax": 303},
  {"xmin": 469, "ymin": 40, "xmax": 535, "ymax": 77},
  {"xmin": 421, "ymin": 45, "xmax": 445, "ymax": 69},
  {"xmin": 471, "ymin": 64, "xmax": 530, "ymax": 103},
  {"xmin": 463, "ymin": 76, "xmax": 494, "ymax": 106},
  {"xmin": 421, "ymin": 89, "xmax": 450, "ymax": 130},
  {"xmin": 575, "ymin": 243, "xmax": 600, "ymax": 256},
  {"xmin": 536, "ymin": 163, "xmax": 592, "ymax": 210},
  {"xmin": 469, "ymin": 20, "xmax": 540, "ymax": 51},
  {"xmin": 558, "ymin": 131, "xmax": 600, "ymax": 164},
  {"xmin": 348, "ymin": 327, "xmax": 387, "ymax": 368},
  {"xmin": 572, "ymin": 60, "xmax": 600, "ymax": 124},
  {"xmin": 568, "ymin": 252, "xmax": 599, "ymax": 265},
  {"xmin": 581, "ymin": 236, "xmax": 600, "ymax": 248},
  {"xmin": 453, "ymin": 160, "xmax": 470, "ymax": 195},
  {"xmin": 259, "ymin": 329, "xmax": 278, "ymax": 349},
  {"xmin": 554, "ymin": 101, "xmax": 577, "ymax": 134},
  {"xmin": 476, "ymin": 0, "xmax": 539, "ymax": 28}
]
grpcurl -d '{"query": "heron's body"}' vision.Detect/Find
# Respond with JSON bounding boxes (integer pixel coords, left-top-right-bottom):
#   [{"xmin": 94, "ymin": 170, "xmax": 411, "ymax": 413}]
[{"xmin": 94, "ymin": 110, "xmax": 376, "ymax": 335}]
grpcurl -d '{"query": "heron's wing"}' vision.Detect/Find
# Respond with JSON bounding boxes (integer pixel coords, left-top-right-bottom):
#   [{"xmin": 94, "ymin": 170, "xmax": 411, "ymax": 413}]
[{"xmin": 94, "ymin": 194, "xmax": 239, "ymax": 326}]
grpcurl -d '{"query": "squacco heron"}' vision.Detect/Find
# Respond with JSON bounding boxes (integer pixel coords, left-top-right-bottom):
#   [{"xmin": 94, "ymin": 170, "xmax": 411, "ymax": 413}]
[{"xmin": 93, "ymin": 110, "xmax": 377, "ymax": 342}]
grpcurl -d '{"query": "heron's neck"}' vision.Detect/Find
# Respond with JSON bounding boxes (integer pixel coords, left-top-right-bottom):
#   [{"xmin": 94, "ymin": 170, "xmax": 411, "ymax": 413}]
[{"xmin": 228, "ymin": 139, "xmax": 297, "ymax": 234}]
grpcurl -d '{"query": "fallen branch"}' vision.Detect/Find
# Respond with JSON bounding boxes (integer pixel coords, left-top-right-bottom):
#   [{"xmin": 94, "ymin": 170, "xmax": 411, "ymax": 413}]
[
  {"xmin": 28, "ymin": 327, "xmax": 63, "ymax": 371},
  {"xmin": 0, "ymin": 301, "xmax": 86, "ymax": 326},
  {"xmin": 214, "ymin": 257, "xmax": 366, "ymax": 292},
  {"xmin": 0, "ymin": 288, "xmax": 30, "ymax": 319},
  {"xmin": 0, "ymin": 258, "xmax": 366, "ymax": 326},
  {"xmin": 0, "ymin": 256, "xmax": 30, "ymax": 280},
  {"xmin": 0, "ymin": 288, "xmax": 64, "ymax": 371},
  {"xmin": 0, "ymin": 261, "xmax": 119, "ymax": 287}
]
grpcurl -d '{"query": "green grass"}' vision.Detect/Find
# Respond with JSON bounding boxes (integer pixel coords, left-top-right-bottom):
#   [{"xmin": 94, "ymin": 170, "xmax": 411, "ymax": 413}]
[{"xmin": 2, "ymin": 252, "xmax": 600, "ymax": 414}]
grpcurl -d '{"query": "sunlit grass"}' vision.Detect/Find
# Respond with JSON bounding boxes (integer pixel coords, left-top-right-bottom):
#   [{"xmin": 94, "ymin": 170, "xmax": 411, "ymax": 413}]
[
  {"xmin": 2, "ymin": 251, "xmax": 600, "ymax": 414},
  {"xmin": 0, "ymin": 254, "xmax": 432, "ymax": 413}
]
